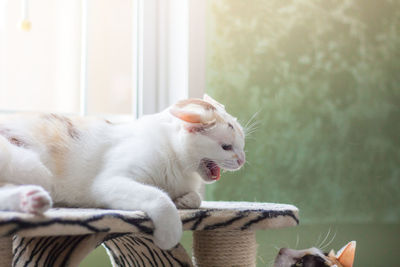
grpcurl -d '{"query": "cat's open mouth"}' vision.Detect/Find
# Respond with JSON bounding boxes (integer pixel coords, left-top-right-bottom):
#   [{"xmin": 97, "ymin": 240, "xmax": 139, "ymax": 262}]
[{"xmin": 198, "ymin": 159, "xmax": 221, "ymax": 182}]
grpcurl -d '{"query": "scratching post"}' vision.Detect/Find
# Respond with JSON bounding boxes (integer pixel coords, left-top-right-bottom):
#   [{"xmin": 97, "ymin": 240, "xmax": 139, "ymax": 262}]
[{"xmin": 193, "ymin": 230, "xmax": 257, "ymax": 267}]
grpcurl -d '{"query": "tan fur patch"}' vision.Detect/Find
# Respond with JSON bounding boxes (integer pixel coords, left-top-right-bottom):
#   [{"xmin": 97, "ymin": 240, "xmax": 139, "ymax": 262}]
[
  {"xmin": 33, "ymin": 114, "xmax": 80, "ymax": 176},
  {"xmin": 0, "ymin": 127, "xmax": 27, "ymax": 147},
  {"xmin": 45, "ymin": 114, "xmax": 79, "ymax": 139}
]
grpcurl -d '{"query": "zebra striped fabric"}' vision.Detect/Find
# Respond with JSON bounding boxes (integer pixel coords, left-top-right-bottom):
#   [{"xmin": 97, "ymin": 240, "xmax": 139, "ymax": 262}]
[
  {"xmin": 0, "ymin": 201, "xmax": 299, "ymax": 266},
  {"xmin": 11, "ymin": 233, "xmax": 192, "ymax": 267}
]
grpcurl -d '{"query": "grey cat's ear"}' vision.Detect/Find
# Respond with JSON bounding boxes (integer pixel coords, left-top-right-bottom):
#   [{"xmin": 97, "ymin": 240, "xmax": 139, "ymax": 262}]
[
  {"xmin": 170, "ymin": 99, "xmax": 217, "ymax": 132},
  {"xmin": 203, "ymin": 94, "xmax": 225, "ymax": 110}
]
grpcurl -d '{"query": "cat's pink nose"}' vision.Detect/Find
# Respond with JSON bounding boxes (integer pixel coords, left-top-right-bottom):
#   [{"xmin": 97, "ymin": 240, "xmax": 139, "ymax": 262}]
[
  {"xmin": 237, "ymin": 155, "xmax": 245, "ymax": 166},
  {"xmin": 235, "ymin": 152, "xmax": 245, "ymax": 167}
]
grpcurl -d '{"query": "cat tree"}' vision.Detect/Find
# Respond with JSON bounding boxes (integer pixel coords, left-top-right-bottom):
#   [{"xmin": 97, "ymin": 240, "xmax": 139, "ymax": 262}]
[{"xmin": 0, "ymin": 201, "xmax": 298, "ymax": 266}]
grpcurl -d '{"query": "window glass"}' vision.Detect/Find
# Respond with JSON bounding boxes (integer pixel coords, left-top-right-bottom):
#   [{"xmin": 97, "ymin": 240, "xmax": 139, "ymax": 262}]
[
  {"xmin": 86, "ymin": 0, "xmax": 134, "ymax": 115},
  {"xmin": 0, "ymin": 0, "xmax": 135, "ymax": 115},
  {"xmin": 0, "ymin": 0, "xmax": 80, "ymax": 113}
]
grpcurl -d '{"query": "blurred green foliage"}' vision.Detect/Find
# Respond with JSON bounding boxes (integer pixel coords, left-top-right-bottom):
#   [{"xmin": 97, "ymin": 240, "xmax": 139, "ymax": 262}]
[{"xmin": 205, "ymin": 0, "xmax": 400, "ymax": 224}]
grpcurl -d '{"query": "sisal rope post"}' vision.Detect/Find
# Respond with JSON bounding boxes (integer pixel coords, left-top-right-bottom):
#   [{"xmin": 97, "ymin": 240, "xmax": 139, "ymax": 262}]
[
  {"xmin": 192, "ymin": 230, "xmax": 258, "ymax": 267},
  {"xmin": 0, "ymin": 237, "xmax": 13, "ymax": 267}
]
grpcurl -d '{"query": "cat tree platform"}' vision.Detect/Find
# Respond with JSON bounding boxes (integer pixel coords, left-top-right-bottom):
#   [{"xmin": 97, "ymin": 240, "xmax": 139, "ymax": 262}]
[{"xmin": 0, "ymin": 201, "xmax": 299, "ymax": 267}]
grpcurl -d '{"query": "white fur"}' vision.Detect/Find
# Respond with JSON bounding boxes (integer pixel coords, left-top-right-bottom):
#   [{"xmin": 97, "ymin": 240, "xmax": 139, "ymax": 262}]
[{"xmin": 0, "ymin": 96, "xmax": 245, "ymax": 250}]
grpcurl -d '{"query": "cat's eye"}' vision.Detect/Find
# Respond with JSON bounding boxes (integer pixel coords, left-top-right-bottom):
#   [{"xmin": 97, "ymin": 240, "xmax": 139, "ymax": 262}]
[
  {"xmin": 295, "ymin": 259, "xmax": 303, "ymax": 267},
  {"xmin": 221, "ymin": 144, "xmax": 233, "ymax": 151}
]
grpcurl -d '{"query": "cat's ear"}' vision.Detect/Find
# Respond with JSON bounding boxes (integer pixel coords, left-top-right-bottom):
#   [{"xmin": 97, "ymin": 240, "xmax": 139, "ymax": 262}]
[
  {"xmin": 203, "ymin": 94, "xmax": 225, "ymax": 110},
  {"xmin": 170, "ymin": 99, "xmax": 217, "ymax": 132},
  {"xmin": 328, "ymin": 250, "xmax": 336, "ymax": 258},
  {"xmin": 336, "ymin": 241, "xmax": 356, "ymax": 267}
]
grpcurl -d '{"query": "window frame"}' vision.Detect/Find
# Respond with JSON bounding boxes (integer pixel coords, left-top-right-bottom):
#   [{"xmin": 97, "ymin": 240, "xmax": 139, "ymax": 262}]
[
  {"xmin": 0, "ymin": 0, "xmax": 206, "ymax": 117},
  {"xmin": 137, "ymin": 0, "xmax": 206, "ymax": 116}
]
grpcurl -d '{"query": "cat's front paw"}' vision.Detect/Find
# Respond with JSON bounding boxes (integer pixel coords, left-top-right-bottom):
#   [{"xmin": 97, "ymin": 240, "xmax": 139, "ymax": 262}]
[
  {"xmin": 19, "ymin": 186, "xmax": 52, "ymax": 214},
  {"xmin": 149, "ymin": 197, "xmax": 183, "ymax": 250},
  {"xmin": 173, "ymin": 191, "xmax": 202, "ymax": 209}
]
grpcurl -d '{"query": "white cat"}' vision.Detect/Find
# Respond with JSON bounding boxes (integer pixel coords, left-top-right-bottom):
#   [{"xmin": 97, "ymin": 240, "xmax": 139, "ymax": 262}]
[{"xmin": 0, "ymin": 94, "xmax": 245, "ymax": 250}]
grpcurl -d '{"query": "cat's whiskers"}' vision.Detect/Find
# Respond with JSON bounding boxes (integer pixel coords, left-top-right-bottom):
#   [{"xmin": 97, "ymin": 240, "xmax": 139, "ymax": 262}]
[
  {"xmin": 245, "ymin": 116, "xmax": 260, "ymax": 129},
  {"xmin": 314, "ymin": 233, "xmax": 323, "ymax": 248},
  {"xmin": 245, "ymin": 130, "xmax": 259, "ymax": 141},
  {"xmin": 220, "ymin": 162, "xmax": 238, "ymax": 170},
  {"xmin": 244, "ymin": 110, "xmax": 260, "ymax": 130},
  {"xmin": 320, "ymin": 230, "xmax": 337, "ymax": 251},
  {"xmin": 243, "ymin": 110, "xmax": 261, "ymax": 138},
  {"xmin": 295, "ymin": 233, "xmax": 300, "ymax": 249},
  {"xmin": 317, "ymin": 227, "xmax": 331, "ymax": 249},
  {"xmin": 245, "ymin": 123, "xmax": 258, "ymax": 132},
  {"xmin": 244, "ymin": 121, "xmax": 259, "ymax": 133},
  {"xmin": 244, "ymin": 123, "xmax": 260, "ymax": 139}
]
